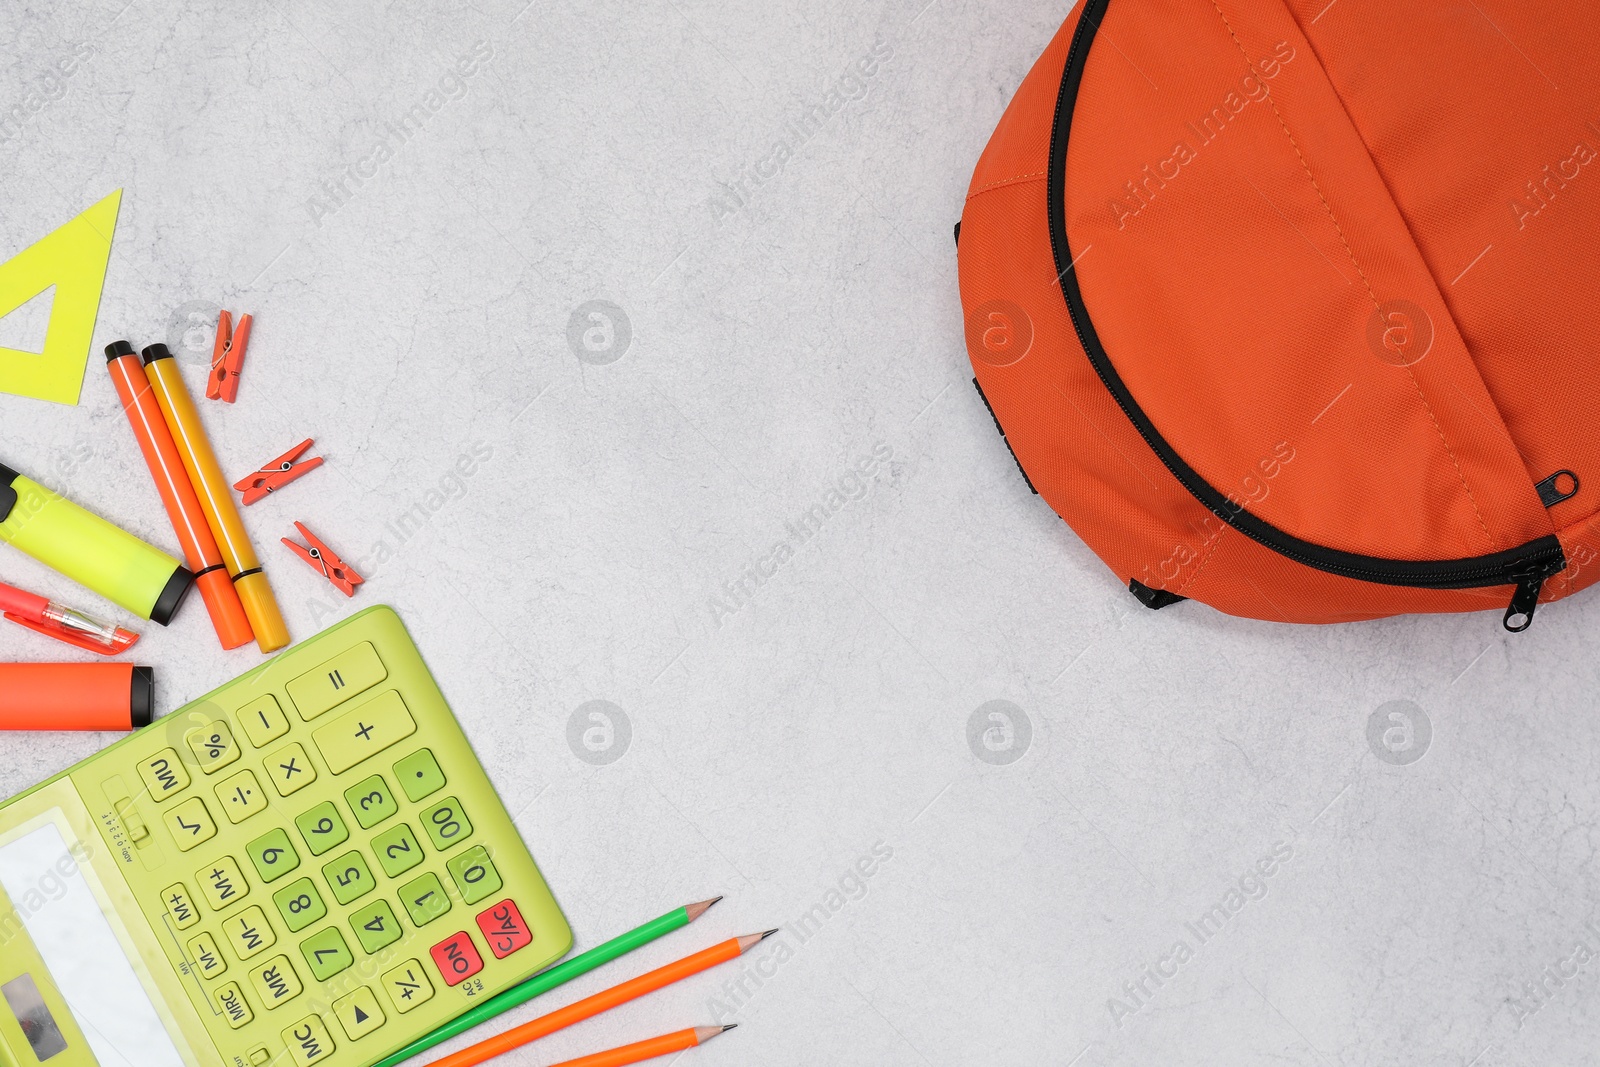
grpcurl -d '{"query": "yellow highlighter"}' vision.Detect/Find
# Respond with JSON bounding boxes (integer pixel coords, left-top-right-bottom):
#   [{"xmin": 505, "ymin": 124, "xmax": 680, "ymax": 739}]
[
  {"xmin": 141, "ymin": 344, "xmax": 290, "ymax": 652},
  {"xmin": 0, "ymin": 463, "xmax": 194, "ymax": 623}
]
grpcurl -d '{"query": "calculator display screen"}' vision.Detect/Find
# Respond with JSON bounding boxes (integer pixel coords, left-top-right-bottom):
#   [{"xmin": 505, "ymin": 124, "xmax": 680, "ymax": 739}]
[{"xmin": 0, "ymin": 821, "xmax": 184, "ymax": 1067}]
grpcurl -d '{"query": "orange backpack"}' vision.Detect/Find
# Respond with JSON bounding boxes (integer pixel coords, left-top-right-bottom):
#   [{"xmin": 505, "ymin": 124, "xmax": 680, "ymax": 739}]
[{"xmin": 958, "ymin": 0, "xmax": 1600, "ymax": 631}]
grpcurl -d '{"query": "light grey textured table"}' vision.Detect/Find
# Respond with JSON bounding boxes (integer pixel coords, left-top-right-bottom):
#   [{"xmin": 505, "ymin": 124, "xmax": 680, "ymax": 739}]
[{"xmin": 2, "ymin": 2, "xmax": 1597, "ymax": 1065}]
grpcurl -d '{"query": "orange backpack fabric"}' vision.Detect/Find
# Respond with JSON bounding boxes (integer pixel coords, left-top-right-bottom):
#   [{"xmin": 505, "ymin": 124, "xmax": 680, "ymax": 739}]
[{"xmin": 958, "ymin": 0, "xmax": 1600, "ymax": 630}]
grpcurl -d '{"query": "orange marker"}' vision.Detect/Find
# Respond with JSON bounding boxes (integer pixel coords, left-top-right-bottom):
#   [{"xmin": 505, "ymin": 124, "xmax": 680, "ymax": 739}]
[
  {"xmin": 105, "ymin": 341, "xmax": 253, "ymax": 650},
  {"xmin": 0, "ymin": 663, "xmax": 154, "ymax": 730},
  {"xmin": 142, "ymin": 344, "xmax": 289, "ymax": 653},
  {"xmin": 425, "ymin": 933, "xmax": 772, "ymax": 1067},
  {"xmin": 546, "ymin": 1027, "xmax": 734, "ymax": 1067}
]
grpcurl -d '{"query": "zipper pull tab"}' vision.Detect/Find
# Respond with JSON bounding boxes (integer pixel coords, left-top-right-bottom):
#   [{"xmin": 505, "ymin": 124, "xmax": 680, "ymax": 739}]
[{"xmin": 1504, "ymin": 573, "xmax": 1547, "ymax": 632}]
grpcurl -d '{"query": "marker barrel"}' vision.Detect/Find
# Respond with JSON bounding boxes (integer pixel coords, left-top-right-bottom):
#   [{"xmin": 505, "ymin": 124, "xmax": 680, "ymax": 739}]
[
  {"xmin": 0, "ymin": 465, "xmax": 193, "ymax": 624},
  {"xmin": 142, "ymin": 344, "xmax": 289, "ymax": 653},
  {"xmin": 106, "ymin": 342, "xmax": 253, "ymax": 650},
  {"xmin": 0, "ymin": 663, "xmax": 154, "ymax": 730}
]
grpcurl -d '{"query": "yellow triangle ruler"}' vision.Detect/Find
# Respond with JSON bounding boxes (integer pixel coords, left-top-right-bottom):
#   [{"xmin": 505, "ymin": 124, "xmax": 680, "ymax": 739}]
[{"xmin": 0, "ymin": 190, "xmax": 122, "ymax": 405}]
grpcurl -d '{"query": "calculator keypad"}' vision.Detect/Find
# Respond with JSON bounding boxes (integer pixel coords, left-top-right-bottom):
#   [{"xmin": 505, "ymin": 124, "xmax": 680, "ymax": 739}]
[{"xmin": 110, "ymin": 618, "xmax": 564, "ymax": 1067}]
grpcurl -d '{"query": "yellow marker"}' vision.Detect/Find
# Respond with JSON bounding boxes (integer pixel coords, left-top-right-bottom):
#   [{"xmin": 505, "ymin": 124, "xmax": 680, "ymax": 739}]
[{"xmin": 142, "ymin": 344, "xmax": 289, "ymax": 652}]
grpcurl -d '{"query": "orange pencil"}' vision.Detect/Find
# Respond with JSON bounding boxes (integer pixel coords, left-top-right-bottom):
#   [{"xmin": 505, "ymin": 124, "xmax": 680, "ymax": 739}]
[
  {"xmin": 425, "ymin": 932, "xmax": 773, "ymax": 1067},
  {"xmin": 549, "ymin": 1026, "xmax": 735, "ymax": 1067},
  {"xmin": 105, "ymin": 341, "xmax": 253, "ymax": 649}
]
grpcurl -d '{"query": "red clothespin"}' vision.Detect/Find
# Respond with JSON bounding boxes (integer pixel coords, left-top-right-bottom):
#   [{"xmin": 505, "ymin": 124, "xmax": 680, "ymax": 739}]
[
  {"xmin": 234, "ymin": 439, "xmax": 323, "ymax": 505},
  {"xmin": 281, "ymin": 522, "xmax": 363, "ymax": 597},
  {"xmin": 207, "ymin": 310, "xmax": 253, "ymax": 402}
]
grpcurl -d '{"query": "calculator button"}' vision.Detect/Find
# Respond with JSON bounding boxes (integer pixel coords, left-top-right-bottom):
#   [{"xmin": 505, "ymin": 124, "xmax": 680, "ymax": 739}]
[
  {"xmin": 162, "ymin": 883, "xmax": 200, "ymax": 930},
  {"xmin": 138, "ymin": 749, "xmax": 191, "ymax": 802},
  {"xmin": 246, "ymin": 828, "xmax": 301, "ymax": 884},
  {"xmin": 249, "ymin": 955, "xmax": 302, "ymax": 1010},
  {"xmin": 447, "ymin": 846, "xmax": 502, "ymax": 906},
  {"xmin": 332, "ymin": 986, "xmax": 385, "ymax": 1042},
  {"xmin": 294, "ymin": 802, "xmax": 349, "ymax": 856},
  {"xmin": 399, "ymin": 873, "xmax": 451, "ymax": 928},
  {"xmin": 248, "ymin": 1047, "xmax": 270, "ymax": 1066},
  {"xmin": 343, "ymin": 775, "xmax": 398, "ymax": 829},
  {"xmin": 186, "ymin": 932, "xmax": 227, "ymax": 979},
  {"xmin": 215, "ymin": 982, "xmax": 253, "ymax": 1029},
  {"xmin": 238, "ymin": 695, "xmax": 289, "ymax": 748},
  {"xmin": 281, "ymin": 1013, "xmax": 335, "ymax": 1064},
  {"xmin": 421, "ymin": 797, "xmax": 472, "ymax": 852},
  {"xmin": 198, "ymin": 857, "xmax": 250, "ymax": 912},
  {"xmin": 223, "ymin": 906, "xmax": 278, "ymax": 962},
  {"xmin": 215, "ymin": 769, "xmax": 268, "ymax": 824},
  {"xmin": 372, "ymin": 823, "xmax": 424, "ymax": 878},
  {"xmin": 166, "ymin": 797, "xmax": 217, "ymax": 852},
  {"xmin": 273, "ymin": 878, "xmax": 327, "ymax": 932},
  {"xmin": 394, "ymin": 749, "xmax": 446, "ymax": 802},
  {"xmin": 428, "ymin": 932, "xmax": 483, "ymax": 987},
  {"xmin": 287, "ymin": 642, "xmax": 387, "ymax": 721},
  {"xmin": 312, "ymin": 690, "xmax": 416, "ymax": 774},
  {"xmin": 322, "ymin": 851, "xmax": 375, "ymax": 906},
  {"xmin": 349, "ymin": 899, "xmax": 403, "ymax": 954},
  {"xmin": 475, "ymin": 899, "xmax": 533, "ymax": 959},
  {"xmin": 380, "ymin": 960, "xmax": 434, "ymax": 1014},
  {"xmin": 300, "ymin": 927, "xmax": 355, "ymax": 981},
  {"xmin": 266, "ymin": 743, "xmax": 317, "ymax": 798},
  {"xmin": 186, "ymin": 720, "xmax": 242, "ymax": 775}
]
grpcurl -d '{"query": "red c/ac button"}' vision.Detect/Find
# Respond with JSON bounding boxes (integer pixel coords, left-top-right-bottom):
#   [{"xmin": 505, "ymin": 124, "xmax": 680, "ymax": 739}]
[{"xmin": 475, "ymin": 899, "xmax": 533, "ymax": 959}]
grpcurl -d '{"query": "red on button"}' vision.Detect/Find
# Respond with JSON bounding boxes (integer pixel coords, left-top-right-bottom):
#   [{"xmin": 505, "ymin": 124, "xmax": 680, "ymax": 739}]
[
  {"xmin": 429, "ymin": 932, "xmax": 484, "ymax": 986},
  {"xmin": 475, "ymin": 899, "xmax": 533, "ymax": 959}
]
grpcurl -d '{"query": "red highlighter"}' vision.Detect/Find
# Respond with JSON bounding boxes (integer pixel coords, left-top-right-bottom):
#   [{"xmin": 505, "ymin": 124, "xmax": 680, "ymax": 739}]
[
  {"xmin": 0, "ymin": 578, "xmax": 139, "ymax": 654},
  {"xmin": 0, "ymin": 663, "xmax": 155, "ymax": 730}
]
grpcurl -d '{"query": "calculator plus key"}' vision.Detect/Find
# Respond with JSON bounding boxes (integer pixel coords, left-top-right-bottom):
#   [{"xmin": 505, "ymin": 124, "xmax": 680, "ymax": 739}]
[{"xmin": 312, "ymin": 690, "xmax": 416, "ymax": 774}]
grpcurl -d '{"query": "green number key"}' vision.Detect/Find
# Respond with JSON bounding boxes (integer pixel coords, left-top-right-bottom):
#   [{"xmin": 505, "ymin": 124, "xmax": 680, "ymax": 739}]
[
  {"xmin": 294, "ymin": 802, "xmax": 349, "ymax": 857},
  {"xmin": 372, "ymin": 823, "xmax": 424, "ymax": 878},
  {"xmin": 246, "ymin": 829, "xmax": 301, "ymax": 884},
  {"xmin": 343, "ymin": 775, "xmax": 397, "ymax": 830},
  {"xmin": 300, "ymin": 927, "xmax": 354, "ymax": 981},
  {"xmin": 273, "ymin": 878, "xmax": 327, "ymax": 933},
  {"xmin": 446, "ymin": 846, "xmax": 502, "ymax": 905},
  {"xmin": 421, "ymin": 797, "xmax": 471, "ymax": 851},
  {"xmin": 349, "ymin": 899, "xmax": 403, "ymax": 954},
  {"xmin": 322, "ymin": 851, "xmax": 375, "ymax": 906},
  {"xmin": 399, "ymin": 873, "xmax": 451, "ymax": 927}
]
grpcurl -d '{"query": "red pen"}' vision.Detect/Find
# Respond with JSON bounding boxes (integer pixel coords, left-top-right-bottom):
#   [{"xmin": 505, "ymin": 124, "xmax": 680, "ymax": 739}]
[{"xmin": 0, "ymin": 578, "xmax": 140, "ymax": 655}]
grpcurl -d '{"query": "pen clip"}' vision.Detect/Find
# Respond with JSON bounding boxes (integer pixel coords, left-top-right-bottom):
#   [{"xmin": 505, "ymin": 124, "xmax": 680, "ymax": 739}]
[{"xmin": 4, "ymin": 611, "xmax": 141, "ymax": 656}]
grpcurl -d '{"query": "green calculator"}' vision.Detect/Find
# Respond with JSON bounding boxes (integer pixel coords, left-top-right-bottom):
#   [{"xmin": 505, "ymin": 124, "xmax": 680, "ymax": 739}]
[{"xmin": 0, "ymin": 606, "xmax": 571, "ymax": 1067}]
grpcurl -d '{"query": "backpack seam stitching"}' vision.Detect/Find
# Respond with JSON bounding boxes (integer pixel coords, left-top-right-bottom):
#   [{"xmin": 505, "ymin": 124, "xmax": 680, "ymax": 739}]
[
  {"xmin": 1209, "ymin": 0, "xmax": 1500, "ymax": 553},
  {"xmin": 967, "ymin": 172, "xmax": 1048, "ymax": 198}
]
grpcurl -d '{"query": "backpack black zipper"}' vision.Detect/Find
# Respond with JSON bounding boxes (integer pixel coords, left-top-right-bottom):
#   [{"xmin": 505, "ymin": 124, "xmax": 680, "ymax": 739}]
[{"xmin": 1044, "ymin": 0, "xmax": 1565, "ymax": 631}]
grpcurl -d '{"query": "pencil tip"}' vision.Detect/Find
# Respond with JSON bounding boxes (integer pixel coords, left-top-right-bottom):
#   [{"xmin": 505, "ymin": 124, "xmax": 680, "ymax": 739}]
[
  {"xmin": 760, "ymin": 928, "xmax": 780, "ymax": 940},
  {"xmin": 684, "ymin": 896, "xmax": 723, "ymax": 922},
  {"xmin": 722, "ymin": 1024, "xmax": 738, "ymax": 1032}
]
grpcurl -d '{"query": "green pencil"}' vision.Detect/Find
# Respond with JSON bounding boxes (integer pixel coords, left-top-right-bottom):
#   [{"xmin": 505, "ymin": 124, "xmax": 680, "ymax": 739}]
[{"xmin": 371, "ymin": 896, "xmax": 722, "ymax": 1067}]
